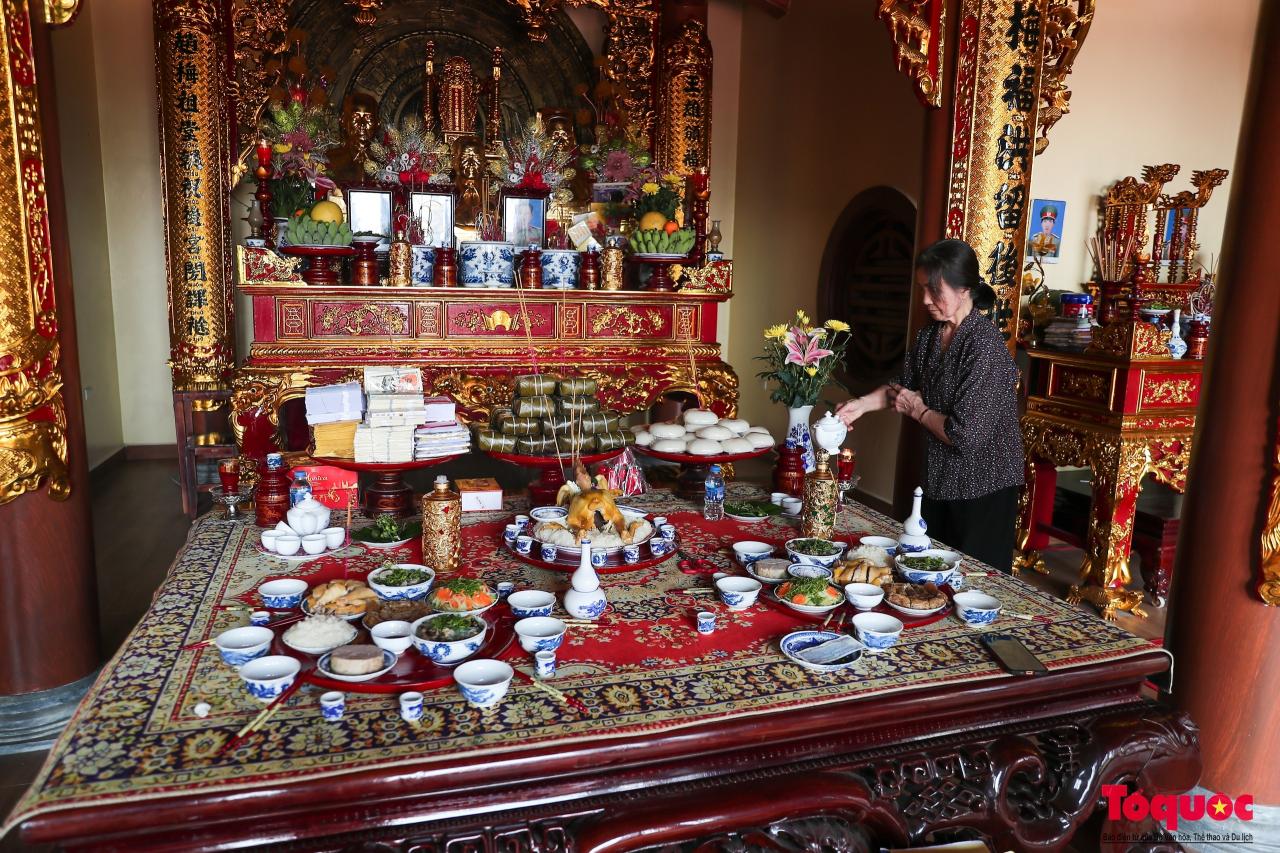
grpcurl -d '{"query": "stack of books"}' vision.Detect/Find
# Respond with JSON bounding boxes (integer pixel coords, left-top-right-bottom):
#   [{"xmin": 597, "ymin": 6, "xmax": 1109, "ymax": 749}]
[
  {"xmin": 414, "ymin": 420, "xmax": 471, "ymax": 461},
  {"xmin": 1041, "ymin": 317, "xmax": 1094, "ymax": 352},
  {"xmin": 305, "ymin": 382, "xmax": 364, "ymax": 458}
]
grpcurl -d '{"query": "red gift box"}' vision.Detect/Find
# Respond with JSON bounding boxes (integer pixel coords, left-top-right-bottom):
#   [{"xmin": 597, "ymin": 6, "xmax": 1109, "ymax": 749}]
[{"xmin": 294, "ymin": 465, "xmax": 358, "ymax": 510}]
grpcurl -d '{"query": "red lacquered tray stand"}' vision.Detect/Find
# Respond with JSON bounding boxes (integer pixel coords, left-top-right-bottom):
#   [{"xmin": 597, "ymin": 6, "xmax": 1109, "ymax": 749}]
[
  {"xmin": 311, "ymin": 454, "xmax": 463, "ymax": 518},
  {"xmin": 634, "ymin": 445, "xmax": 776, "ymax": 500},
  {"xmin": 483, "ymin": 449, "xmax": 624, "ymax": 505},
  {"xmin": 279, "ymin": 245, "xmax": 356, "ymax": 286}
]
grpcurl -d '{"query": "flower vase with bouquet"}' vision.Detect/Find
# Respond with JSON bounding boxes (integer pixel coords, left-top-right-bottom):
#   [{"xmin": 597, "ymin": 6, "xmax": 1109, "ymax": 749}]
[{"xmin": 755, "ymin": 312, "xmax": 852, "ymax": 471}]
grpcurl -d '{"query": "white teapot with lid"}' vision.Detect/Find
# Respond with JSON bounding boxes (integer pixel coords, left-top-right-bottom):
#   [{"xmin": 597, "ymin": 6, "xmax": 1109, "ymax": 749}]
[
  {"xmin": 286, "ymin": 498, "xmax": 331, "ymax": 536},
  {"xmin": 812, "ymin": 411, "xmax": 848, "ymax": 456}
]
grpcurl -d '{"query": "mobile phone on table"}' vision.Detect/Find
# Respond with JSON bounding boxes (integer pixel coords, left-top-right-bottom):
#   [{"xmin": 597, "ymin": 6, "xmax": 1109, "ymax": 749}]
[{"xmin": 980, "ymin": 633, "xmax": 1048, "ymax": 675}]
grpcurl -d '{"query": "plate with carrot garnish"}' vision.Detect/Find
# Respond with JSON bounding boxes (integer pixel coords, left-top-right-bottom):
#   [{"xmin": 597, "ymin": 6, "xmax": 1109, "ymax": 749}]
[
  {"xmin": 427, "ymin": 578, "xmax": 498, "ymax": 617},
  {"xmin": 773, "ymin": 577, "xmax": 846, "ymax": 616}
]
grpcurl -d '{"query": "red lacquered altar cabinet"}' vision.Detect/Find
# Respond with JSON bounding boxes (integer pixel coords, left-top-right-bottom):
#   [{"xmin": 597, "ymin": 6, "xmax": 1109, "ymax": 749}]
[
  {"xmin": 232, "ymin": 284, "xmax": 736, "ymax": 450},
  {"xmin": 1015, "ymin": 341, "xmax": 1201, "ymax": 617}
]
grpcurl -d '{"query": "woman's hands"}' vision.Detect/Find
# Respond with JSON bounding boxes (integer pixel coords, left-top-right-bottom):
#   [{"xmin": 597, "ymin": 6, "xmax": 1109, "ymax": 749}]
[
  {"xmin": 893, "ymin": 387, "xmax": 928, "ymax": 421},
  {"xmin": 836, "ymin": 384, "xmax": 899, "ymax": 426},
  {"xmin": 835, "ymin": 397, "xmax": 866, "ymax": 426}
]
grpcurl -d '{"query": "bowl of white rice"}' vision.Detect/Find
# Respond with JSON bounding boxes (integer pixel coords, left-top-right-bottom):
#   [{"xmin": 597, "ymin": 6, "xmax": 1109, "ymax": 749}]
[{"xmin": 282, "ymin": 615, "xmax": 357, "ymax": 655}]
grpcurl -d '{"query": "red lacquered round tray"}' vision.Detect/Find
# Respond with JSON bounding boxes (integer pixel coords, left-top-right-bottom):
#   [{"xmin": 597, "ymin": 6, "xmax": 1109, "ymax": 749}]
[
  {"xmin": 635, "ymin": 445, "xmax": 775, "ymax": 465},
  {"xmin": 484, "ymin": 449, "xmax": 624, "ymax": 467},
  {"xmin": 279, "ymin": 244, "xmax": 356, "ymax": 257},
  {"xmin": 311, "ymin": 454, "xmax": 464, "ymax": 472},
  {"xmin": 502, "ymin": 539, "xmax": 670, "ymax": 574}
]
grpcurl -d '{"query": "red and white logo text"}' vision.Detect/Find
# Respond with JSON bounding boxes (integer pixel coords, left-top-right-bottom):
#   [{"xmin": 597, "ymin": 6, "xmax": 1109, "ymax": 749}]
[{"xmin": 1102, "ymin": 785, "xmax": 1254, "ymax": 832}]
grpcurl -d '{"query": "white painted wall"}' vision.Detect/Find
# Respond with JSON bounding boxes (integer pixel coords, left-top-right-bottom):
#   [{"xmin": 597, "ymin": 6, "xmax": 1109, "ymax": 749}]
[{"xmin": 1029, "ymin": 0, "xmax": 1260, "ymax": 292}]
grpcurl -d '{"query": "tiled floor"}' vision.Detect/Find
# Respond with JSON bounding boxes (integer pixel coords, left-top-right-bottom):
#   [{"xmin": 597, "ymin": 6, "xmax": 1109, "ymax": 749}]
[{"xmin": 0, "ymin": 458, "xmax": 1169, "ymax": 850}]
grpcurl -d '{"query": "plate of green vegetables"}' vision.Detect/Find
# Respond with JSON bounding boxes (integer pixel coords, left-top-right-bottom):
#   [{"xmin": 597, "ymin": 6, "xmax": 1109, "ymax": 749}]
[
  {"xmin": 352, "ymin": 515, "xmax": 422, "ymax": 549},
  {"xmin": 724, "ymin": 501, "xmax": 783, "ymax": 523}
]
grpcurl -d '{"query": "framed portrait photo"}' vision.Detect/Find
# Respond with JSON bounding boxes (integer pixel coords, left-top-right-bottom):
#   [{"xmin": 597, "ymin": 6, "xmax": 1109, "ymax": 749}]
[
  {"xmin": 502, "ymin": 191, "xmax": 548, "ymax": 248},
  {"xmin": 409, "ymin": 190, "xmax": 456, "ymax": 248},
  {"xmin": 1026, "ymin": 198, "xmax": 1065, "ymax": 263},
  {"xmin": 346, "ymin": 188, "xmax": 393, "ymax": 247}
]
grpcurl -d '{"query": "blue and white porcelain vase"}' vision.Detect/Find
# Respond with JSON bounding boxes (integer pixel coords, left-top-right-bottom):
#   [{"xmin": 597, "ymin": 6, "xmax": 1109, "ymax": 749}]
[
  {"xmin": 458, "ymin": 241, "xmax": 516, "ymax": 288},
  {"xmin": 541, "ymin": 249, "xmax": 581, "ymax": 289},
  {"xmin": 1167, "ymin": 308, "xmax": 1187, "ymax": 359},
  {"xmin": 898, "ymin": 486, "xmax": 932, "ymax": 553},
  {"xmin": 563, "ymin": 540, "xmax": 607, "ymax": 620},
  {"xmin": 787, "ymin": 405, "xmax": 816, "ymax": 473},
  {"xmin": 411, "ymin": 246, "xmax": 435, "ymax": 286}
]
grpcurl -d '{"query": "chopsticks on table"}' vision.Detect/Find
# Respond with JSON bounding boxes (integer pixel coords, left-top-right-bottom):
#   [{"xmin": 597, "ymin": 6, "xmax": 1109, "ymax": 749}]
[
  {"xmin": 513, "ymin": 668, "xmax": 590, "ymax": 715},
  {"xmin": 1003, "ymin": 612, "xmax": 1053, "ymax": 624},
  {"xmin": 218, "ymin": 675, "xmax": 308, "ymax": 756}
]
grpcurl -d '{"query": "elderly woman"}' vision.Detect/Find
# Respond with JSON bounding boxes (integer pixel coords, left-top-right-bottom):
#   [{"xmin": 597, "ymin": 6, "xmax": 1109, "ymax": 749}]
[{"xmin": 836, "ymin": 239, "xmax": 1023, "ymax": 572}]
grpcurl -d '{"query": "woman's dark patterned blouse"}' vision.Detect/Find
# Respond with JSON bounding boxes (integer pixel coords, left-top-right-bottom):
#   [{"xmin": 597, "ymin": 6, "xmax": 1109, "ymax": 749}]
[{"xmin": 900, "ymin": 310, "xmax": 1024, "ymax": 501}]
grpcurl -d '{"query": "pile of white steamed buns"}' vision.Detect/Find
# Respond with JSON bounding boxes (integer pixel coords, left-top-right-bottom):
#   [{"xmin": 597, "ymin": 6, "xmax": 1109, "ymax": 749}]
[{"xmin": 631, "ymin": 408, "xmax": 775, "ymax": 456}]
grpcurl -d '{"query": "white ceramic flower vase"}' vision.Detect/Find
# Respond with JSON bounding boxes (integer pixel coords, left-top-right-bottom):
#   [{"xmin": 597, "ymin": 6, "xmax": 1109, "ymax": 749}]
[
  {"xmin": 1167, "ymin": 308, "xmax": 1188, "ymax": 359},
  {"xmin": 563, "ymin": 540, "xmax": 607, "ymax": 620},
  {"xmin": 787, "ymin": 405, "xmax": 816, "ymax": 473},
  {"xmin": 898, "ymin": 486, "xmax": 932, "ymax": 553}
]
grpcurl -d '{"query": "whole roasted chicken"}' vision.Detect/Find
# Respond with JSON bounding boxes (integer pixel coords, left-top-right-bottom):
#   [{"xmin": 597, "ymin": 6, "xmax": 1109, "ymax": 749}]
[{"xmin": 555, "ymin": 462, "xmax": 646, "ymax": 544}]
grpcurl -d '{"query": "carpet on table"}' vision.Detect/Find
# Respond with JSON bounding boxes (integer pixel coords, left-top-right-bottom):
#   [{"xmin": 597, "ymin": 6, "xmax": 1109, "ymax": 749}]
[{"xmin": 3, "ymin": 484, "xmax": 1158, "ymax": 835}]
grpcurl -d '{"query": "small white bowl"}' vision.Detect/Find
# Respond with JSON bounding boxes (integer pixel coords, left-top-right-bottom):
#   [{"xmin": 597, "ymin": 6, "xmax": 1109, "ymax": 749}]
[
  {"xmin": 259, "ymin": 578, "xmax": 307, "ymax": 609},
  {"xmin": 852, "ymin": 612, "xmax": 903, "ymax": 651},
  {"xmin": 953, "ymin": 591, "xmax": 1001, "ymax": 625},
  {"xmin": 514, "ymin": 617, "xmax": 566, "ymax": 654},
  {"xmin": 370, "ymin": 620, "xmax": 414, "ymax": 656},
  {"xmin": 781, "ymin": 497, "xmax": 803, "ymax": 515},
  {"xmin": 731, "ymin": 541, "xmax": 774, "ymax": 568},
  {"xmin": 859, "ymin": 535, "xmax": 898, "ymax": 557},
  {"xmin": 214, "ymin": 626, "xmax": 273, "ymax": 667},
  {"xmin": 260, "ymin": 530, "xmax": 280, "ymax": 551},
  {"xmin": 770, "ymin": 492, "xmax": 789, "ymax": 506},
  {"xmin": 844, "ymin": 582, "xmax": 885, "ymax": 611},
  {"xmin": 275, "ymin": 534, "xmax": 301, "ymax": 556},
  {"xmin": 238, "ymin": 655, "xmax": 301, "ymax": 702},
  {"xmin": 301, "ymin": 534, "xmax": 327, "ymax": 555},
  {"xmin": 715, "ymin": 576, "xmax": 762, "ymax": 611},
  {"xmin": 453, "ymin": 658, "xmax": 514, "ymax": 708},
  {"xmin": 507, "ymin": 590, "xmax": 556, "ymax": 618},
  {"xmin": 322, "ymin": 527, "xmax": 346, "ymax": 550}
]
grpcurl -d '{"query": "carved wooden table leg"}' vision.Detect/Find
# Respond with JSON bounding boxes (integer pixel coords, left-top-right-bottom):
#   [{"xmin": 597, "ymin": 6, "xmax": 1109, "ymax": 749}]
[
  {"xmin": 1014, "ymin": 459, "xmax": 1057, "ymax": 575},
  {"xmin": 1066, "ymin": 439, "xmax": 1149, "ymax": 620}
]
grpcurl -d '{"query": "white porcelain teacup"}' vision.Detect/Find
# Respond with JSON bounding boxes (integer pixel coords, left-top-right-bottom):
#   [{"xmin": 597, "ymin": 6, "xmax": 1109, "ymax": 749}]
[
  {"xmin": 321, "ymin": 527, "xmax": 345, "ymax": 550},
  {"xmin": 274, "ymin": 534, "xmax": 301, "ymax": 556},
  {"xmin": 301, "ymin": 534, "xmax": 327, "ymax": 555}
]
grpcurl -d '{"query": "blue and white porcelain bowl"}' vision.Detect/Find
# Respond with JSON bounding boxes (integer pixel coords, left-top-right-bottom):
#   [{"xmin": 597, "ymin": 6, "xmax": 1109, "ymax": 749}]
[
  {"xmin": 732, "ymin": 541, "xmax": 774, "ymax": 568},
  {"xmin": 459, "ymin": 241, "xmax": 516, "ymax": 288},
  {"xmin": 410, "ymin": 613, "xmax": 487, "ymax": 665},
  {"xmin": 780, "ymin": 629, "xmax": 865, "ymax": 673},
  {"xmin": 367, "ymin": 564, "xmax": 436, "ymax": 601},
  {"xmin": 895, "ymin": 549, "xmax": 961, "ymax": 585},
  {"xmin": 507, "ymin": 590, "xmax": 556, "ymax": 618},
  {"xmin": 514, "ymin": 616, "xmax": 566, "ymax": 654},
  {"xmin": 952, "ymin": 591, "xmax": 1001, "ymax": 625},
  {"xmin": 858, "ymin": 535, "xmax": 899, "ymax": 558},
  {"xmin": 214, "ymin": 626, "xmax": 274, "ymax": 667},
  {"xmin": 844, "ymin": 582, "xmax": 886, "ymax": 611},
  {"xmin": 411, "ymin": 245, "xmax": 435, "ymax": 285},
  {"xmin": 541, "ymin": 249, "xmax": 581, "ymax": 289},
  {"xmin": 259, "ymin": 578, "xmax": 307, "ymax": 609},
  {"xmin": 238, "ymin": 655, "xmax": 301, "ymax": 702},
  {"xmin": 787, "ymin": 564, "xmax": 834, "ymax": 581},
  {"xmin": 453, "ymin": 658, "xmax": 514, "ymax": 708},
  {"xmin": 715, "ymin": 576, "xmax": 762, "ymax": 611},
  {"xmin": 851, "ymin": 612, "xmax": 903, "ymax": 651},
  {"xmin": 369, "ymin": 620, "xmax": 414, "ymax": 656},
  {"xmin": 784, "ymin": 538, "xmax": 847, "ymax": 569}
]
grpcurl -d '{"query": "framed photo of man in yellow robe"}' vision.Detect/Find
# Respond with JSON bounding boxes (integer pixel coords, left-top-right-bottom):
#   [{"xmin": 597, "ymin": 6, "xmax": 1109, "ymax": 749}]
[{"xmin": 1027, "ymin": 198, "xmax": 1065, "ymax": 264}]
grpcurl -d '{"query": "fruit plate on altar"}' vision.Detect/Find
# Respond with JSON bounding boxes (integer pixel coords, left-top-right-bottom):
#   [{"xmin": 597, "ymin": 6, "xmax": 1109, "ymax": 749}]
[{"xmin": 631, "ymin": 252, "xmax": 688, "ymax": 260}]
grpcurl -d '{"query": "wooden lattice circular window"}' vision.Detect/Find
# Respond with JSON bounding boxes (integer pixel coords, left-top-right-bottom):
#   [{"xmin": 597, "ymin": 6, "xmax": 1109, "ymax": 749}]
[{"xmin": 818, "ymin": 187, "xmax": 917, "ymax": 392}]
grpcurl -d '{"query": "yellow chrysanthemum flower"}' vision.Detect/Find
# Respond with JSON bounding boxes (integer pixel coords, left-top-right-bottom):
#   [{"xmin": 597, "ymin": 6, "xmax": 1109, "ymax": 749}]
[
  {"xmin": 825, "ymin": 319, "xmax": 850, "ymax": 333},
  {"xmin": 662, "ymin": 172, "xmax": 682, "ymax": 186},
  {"xmin": 806, "ymin": 367, "xmax": 818, "ymax": 377},
  {"xmin": 796, "ymin": 310, "xmax": 811, "ymax": 326},
  {"xmin": 641, "ymin": 182, "xmax": 659, "ymax": 195},
  {"xmin": 764, "ymin": 323, "xmax": 788, "ymax": 340}
]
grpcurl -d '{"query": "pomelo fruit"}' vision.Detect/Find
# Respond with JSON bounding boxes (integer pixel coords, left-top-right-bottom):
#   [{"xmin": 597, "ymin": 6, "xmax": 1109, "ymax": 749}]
[
  {"xmin": 638, "ymin": 210, "xmax": 668, "ymax": 231},
  {"xmin": 310, "ymin": 200, "xmax": 344, "ymax": 223}
]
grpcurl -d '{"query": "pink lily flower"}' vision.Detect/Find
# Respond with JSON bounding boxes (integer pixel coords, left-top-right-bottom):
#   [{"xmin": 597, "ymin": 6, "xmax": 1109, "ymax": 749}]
[{"xmin": 784, "ymin": 327, "xmax": 833, "ymax": 367}]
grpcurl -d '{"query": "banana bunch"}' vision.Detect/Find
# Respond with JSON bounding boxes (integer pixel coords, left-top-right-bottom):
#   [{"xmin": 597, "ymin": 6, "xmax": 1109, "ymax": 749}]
[
  {"xmin": 285, "ymin": 213, "xmax": 353, "ymax": 247},
  {"xmin": 629, "ymin": 227, "xmax": 694, "ymax": 256}
]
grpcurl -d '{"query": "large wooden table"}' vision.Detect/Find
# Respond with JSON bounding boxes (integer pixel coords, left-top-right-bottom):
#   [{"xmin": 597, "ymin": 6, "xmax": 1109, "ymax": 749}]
[{"xmin": 6, "ymin": 488, "xmax": 1199, "ymax": 851}]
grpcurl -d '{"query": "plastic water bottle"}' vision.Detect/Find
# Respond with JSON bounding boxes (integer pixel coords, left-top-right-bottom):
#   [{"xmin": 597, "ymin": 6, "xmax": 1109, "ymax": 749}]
[
  {"xmin": 289, "ymin": 470, "xmax": 313, "ymax": 507},
  {"xmin": 704, "ymin": 464, "xmax": 725, "ymax": 521}
]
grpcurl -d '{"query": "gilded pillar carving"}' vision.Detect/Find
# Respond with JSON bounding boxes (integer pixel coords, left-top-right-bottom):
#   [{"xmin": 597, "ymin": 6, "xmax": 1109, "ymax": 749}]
[
  {"xmin": 0, "ymin": 0, "xmax": 70, "ymax": 506},
  {"xmin": 656, "ymin": 19, "xmax": 711, "ymax": 177},
  {"xmin": 1034, "ymin": 0, "xmax": 1093, "ymax": 153},
  {"xmin": 155, "ymin": 0, "xmax": 235, "ymax": 390},
  {"xmin": 945, "ymin": 0, "xmax": 1049, "ymax": 347},
  {"xmin": 875, "ymin": 0, "xmax": 946, "ymax": 108},
  {"xmin": 230, "ymin": 0, "xmax": 290, "ymax": 150},
  {"xmin": 602, "ymin": 1, "xmax": 659, "ymax": 145}
]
